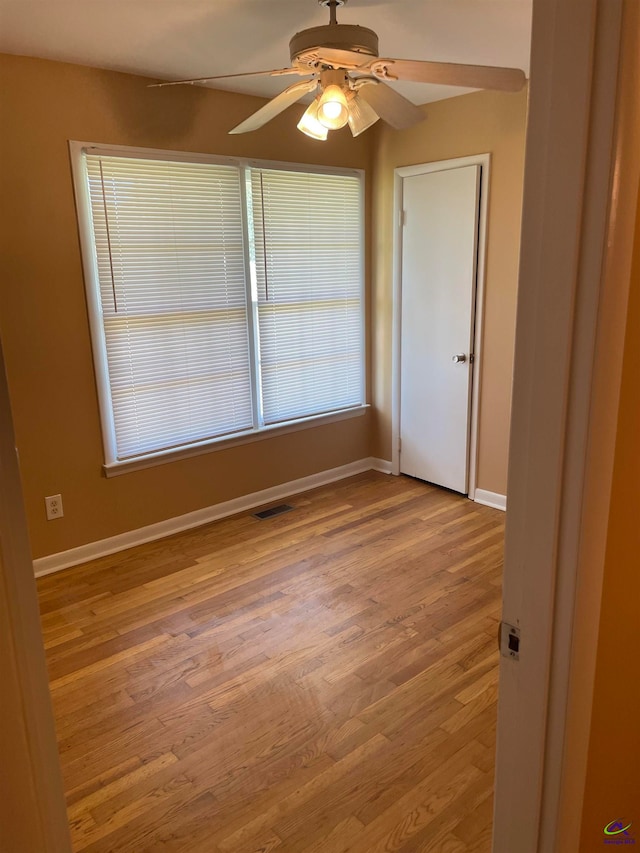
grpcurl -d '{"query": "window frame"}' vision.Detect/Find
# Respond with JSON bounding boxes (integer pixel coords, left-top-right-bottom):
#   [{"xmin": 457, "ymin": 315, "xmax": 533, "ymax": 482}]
[{"xmin": 69, "ymin": 141, "xmax": 367, "ymax": 476}]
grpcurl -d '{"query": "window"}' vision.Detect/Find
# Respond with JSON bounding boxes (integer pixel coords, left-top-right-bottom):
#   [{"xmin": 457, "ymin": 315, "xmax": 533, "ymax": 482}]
[
  {"xmin": 72, "ymin": 144, "xmax": 365, "ymax": 470},
  {"xmin": 250, "ymin": 167, "xmax": 364, "ymax": 424}
]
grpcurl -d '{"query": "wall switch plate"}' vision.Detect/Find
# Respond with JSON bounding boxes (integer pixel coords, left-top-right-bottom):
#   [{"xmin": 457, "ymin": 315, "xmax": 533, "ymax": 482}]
[{"xmin": 45, "ymin": 494, "xmax": 63, "ymax": 520}]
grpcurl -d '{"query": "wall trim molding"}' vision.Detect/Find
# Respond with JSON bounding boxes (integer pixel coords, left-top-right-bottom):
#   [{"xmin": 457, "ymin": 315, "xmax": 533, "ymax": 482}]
[
  {"xmin": 33, "ymin": 458, "xmax": 390, "ymax": 578},
  {"xmin": 370, "ymin": 457, "xmax": 393, "ymax": 474},
  {"xmin": 474, "ymin": 489, "xmax": 507, "ymax": 511}
]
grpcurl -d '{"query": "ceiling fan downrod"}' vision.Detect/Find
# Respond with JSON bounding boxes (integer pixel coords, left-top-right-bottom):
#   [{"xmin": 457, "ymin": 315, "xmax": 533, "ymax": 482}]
[{"xmin": 319, "ymin": 0, "xmax": 346, "ymax": 26}]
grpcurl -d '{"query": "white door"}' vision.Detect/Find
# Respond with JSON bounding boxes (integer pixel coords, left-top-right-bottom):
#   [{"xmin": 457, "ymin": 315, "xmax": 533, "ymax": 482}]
[{"xmin": 399, "ymin": 164, "xmax": 480, "ymax": 493}]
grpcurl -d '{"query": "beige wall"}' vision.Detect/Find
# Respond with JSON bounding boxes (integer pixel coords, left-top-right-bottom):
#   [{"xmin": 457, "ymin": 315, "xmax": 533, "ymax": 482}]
[
  {"xmin": 0, "ymin": 54, "xmax": 372, "ymax": 558},
  {"xmin": 0, "ymin": 54, "xmax": 527, "ymax": 559},
  {"xmin": 577, "ymin": 2, "xmax": 640, "ymax": 844},
  {"xmin": 371, "ymin": 89, "xmax": 528, "ymax": 495},
  {"xmin": 578, "ymin": 185, "xmax": 640, "ymax": 851}
]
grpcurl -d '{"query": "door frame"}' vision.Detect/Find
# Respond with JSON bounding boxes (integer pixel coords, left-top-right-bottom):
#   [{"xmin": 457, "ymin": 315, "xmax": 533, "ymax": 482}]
[
  {"xmin": 391, "ymin": 154, "xmax": 491, "ymax": 499},
  {"xmin": 0, "ymin": 339, "xmax": 72, "ymax": 852},
  {"xmin": 493, "ymin": 0, "xmax": 634, "ymax": 850}
]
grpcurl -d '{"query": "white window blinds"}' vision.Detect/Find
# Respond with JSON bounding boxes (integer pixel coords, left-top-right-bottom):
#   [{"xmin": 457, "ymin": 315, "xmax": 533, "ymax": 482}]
[
  {"xmin": 250, "ymin": 168, "xmax": 364, "ymax": 425},
  {"xmin": 77, "ymin": 146, "xmax": 365, "ymax": 466},
  {"xmin": 85, "ymin": 154, "xmax": 252, "ymax": 459}
]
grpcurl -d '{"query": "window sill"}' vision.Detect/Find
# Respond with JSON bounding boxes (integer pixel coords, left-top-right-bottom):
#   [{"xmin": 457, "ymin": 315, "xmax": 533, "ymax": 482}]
[{"xmin": 102, "ymin": 405, "xmax": 369, "ymax": 478}]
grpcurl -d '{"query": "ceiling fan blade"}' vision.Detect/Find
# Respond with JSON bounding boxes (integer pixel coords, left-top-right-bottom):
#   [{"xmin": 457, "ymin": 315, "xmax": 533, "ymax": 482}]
[
  {"xmin": 357, "ymin": 82, "xmax": 424, "ymax": 130},
  {"xmin": 229, "ymin": 79, "xmax": 318, "ymax": 134},
  {"xmin": 149, "ymin": 68, "xmax": 304, "ymax": 88},
  {"xmin": 371, "ymin": 59, "xmax": 526, "ymax": 92},
  {"xmin": 314, "ymin": 47, "xmax": 375, "ymax": 69}
]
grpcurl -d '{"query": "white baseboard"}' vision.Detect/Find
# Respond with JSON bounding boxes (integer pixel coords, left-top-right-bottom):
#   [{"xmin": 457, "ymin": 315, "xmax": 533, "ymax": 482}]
[
  {"xmin": 474, "ymin": 488, "xmax": 507, "ymax": 511},
  {"xmin": 370, "ymin": 457, "xmax": 393, "ymax": 474},
  {"xmin": 33, "ymin": 457, "xmax": 388, "ymax": 578}
]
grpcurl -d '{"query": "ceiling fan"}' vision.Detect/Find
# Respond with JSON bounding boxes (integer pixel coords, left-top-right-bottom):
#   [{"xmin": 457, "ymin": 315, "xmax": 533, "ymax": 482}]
[{"xmin": 150, "ymin": 0, "xmax": 526, "ymax": 140}]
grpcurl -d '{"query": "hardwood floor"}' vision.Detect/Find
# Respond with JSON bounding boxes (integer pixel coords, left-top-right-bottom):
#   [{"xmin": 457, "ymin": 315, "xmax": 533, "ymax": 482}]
[{"xmin": 37, "ymin": 472, "xmax": 504, "ymax": 853}]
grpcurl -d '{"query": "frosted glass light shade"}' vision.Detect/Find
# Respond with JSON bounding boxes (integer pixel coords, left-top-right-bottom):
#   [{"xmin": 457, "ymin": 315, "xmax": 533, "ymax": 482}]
[
  {"xmin": 297, "ymin": 99, "xmax": 329, "ymax": 140},
  {"xmin": 347, "ymin": 94, "xmax": 380, "ymax": 137},
  {"xmin": 317, "ymin": 85, "xmax": 349, "ymax": 130}
]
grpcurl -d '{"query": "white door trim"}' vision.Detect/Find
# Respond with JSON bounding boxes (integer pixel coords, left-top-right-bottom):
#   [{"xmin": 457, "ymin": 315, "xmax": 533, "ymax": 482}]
[
  {"xmin": 391, "ymin": 154, "xmax": 490, "ymax": 499},
  {"xmin": 493, "ymin": 0, "xmax": 628, "ymax": 851}
]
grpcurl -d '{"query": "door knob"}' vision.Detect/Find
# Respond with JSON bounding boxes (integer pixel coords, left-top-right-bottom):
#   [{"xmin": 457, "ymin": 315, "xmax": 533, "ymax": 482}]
[{"xmin": 452, "ymin": 354, "xmax": 467, "ymax": 364}]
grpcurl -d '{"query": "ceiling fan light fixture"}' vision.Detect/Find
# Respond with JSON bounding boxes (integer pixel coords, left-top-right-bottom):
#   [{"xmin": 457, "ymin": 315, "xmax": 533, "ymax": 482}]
[
  {"xmin": 317, "ymin": 84, "xmax": 349, "ymax": 129},
  {"xmin": 347, "ymin": 93, "xmax": 380, "ymax": 137},
  {"xmin": 297, "ymin": 99, "xmax": 329, "ymax": 140},
  {"xmin": 157, "ymin": 0, "xmax": 526, "ymax": 136}
]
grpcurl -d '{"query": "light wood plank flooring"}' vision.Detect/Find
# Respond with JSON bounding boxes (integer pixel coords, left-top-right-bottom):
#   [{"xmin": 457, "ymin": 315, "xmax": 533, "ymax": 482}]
[{"xmin": 37, "ymin": 471, "xmax": 504, "ymax": 852}]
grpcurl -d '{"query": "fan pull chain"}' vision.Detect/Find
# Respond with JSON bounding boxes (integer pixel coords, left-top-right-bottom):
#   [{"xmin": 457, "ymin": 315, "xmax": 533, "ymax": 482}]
[{"xmin": 98, "ymin": 160, "xmax": 119, "ymax": 313}]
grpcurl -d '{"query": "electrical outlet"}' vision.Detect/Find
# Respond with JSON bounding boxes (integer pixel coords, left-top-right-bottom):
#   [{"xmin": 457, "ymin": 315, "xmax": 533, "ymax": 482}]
[{"xmin": 45, "ymin": 494, "xmax": 64, "ymax": 520}]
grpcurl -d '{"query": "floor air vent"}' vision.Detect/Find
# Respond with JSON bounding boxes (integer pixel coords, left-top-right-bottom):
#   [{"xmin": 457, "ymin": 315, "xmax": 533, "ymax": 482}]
[{"xmin": 253, "ymin": 504, "xmax": 294, "ymax": 520}]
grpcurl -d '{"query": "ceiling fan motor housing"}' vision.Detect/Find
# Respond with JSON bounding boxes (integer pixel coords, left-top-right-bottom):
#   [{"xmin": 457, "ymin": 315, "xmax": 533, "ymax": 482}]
[{"xmin": 290, "ymin": 24, "xmax": 379, "ymax": 67}]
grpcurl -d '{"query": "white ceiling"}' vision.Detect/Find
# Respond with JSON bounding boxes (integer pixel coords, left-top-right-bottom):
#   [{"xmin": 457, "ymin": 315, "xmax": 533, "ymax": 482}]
[{"xmin": 0, "ymin": 0, "xmax": 532, "ymax": 104}]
